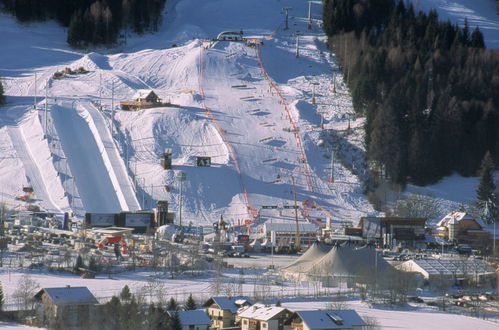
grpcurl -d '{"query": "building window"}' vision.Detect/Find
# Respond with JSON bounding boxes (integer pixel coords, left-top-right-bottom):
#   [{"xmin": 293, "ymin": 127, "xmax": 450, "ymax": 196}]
[
  {"xmin": 243, "ymin": 320, "xmax": 247, "ymax": 324},
  {"xmin": 262, "ymin": 323, "xmax": 267, "ymax": 328}
]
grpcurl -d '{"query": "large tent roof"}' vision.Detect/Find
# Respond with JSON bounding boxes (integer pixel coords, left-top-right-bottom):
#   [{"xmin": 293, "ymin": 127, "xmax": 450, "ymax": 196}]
[
  {"xmin": 282, "ymin": 243, "xmax": 392, "ymax": 278},
  {"xmin": 282, "ymin": 242, "xmax": 332, "ymax": 273}
]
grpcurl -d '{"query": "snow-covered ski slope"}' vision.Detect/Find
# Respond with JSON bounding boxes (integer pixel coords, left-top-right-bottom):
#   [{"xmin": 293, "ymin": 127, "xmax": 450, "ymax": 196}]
[{"xmin": 1, "ymin": 0, "xmax": 497, "ymax": 223}]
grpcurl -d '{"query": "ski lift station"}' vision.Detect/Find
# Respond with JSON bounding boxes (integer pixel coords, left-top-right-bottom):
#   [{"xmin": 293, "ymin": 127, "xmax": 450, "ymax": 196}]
[{"xmin": 217, "ymin": 31, "xmax": 243, "ymax": 41}]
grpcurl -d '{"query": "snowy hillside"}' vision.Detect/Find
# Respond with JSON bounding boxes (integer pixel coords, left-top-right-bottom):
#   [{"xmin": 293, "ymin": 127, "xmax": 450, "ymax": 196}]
[
  {"xmin": 1, "ymin": 0, "xmax": 496, "ymax": 226},
  {"xmin": 409, "ymin": 0, "xmax": 499, "ymax": 48}
]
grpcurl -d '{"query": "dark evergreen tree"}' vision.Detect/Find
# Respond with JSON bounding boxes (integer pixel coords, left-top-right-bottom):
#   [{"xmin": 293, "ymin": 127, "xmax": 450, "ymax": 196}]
[
  {"xmin": 168, "ymin": 311, "xmax": 182, "ymax": 330},
  {"xmin": 67, "ymin": 9, "xmax": 86, "ymax": 47},
  {"xmin": 470, "ymin": 27, "xmax": 485, "ymax": 48},
  {"xmin": 166, "ymin": 297, "xmax": 178, "ymax": 311},
  {"xmin": 88, "ymin": 255, "xmax": 98, "ymax": 272},
  {"xmin": 147, "ymin": 303, "xmax": 168, "ymax": 330},
  {"xmin": 121, "ymin": 296, "xmax": 142, "ymax": 330},
  {"xmin": 73, "ymin": 254, "xmax": 84, "ymax": 272},
  {"xmin": 0, "ymin": 80, "xmax": 4, "ymax": 105},
  {"xmin": 0, "ymin": 0, "xmax": 167, "ymax": 47},
  {"xmin": 323, "ymin": 0, "xmax": 499, "ymax": 186},
  {"xmin": 105, "ymin": 296, "xmax": 122, "ymax": 330},
  {"xmin": 476, "ymin": 151, "xmax": 496, "ymax": 205},
  {"xmin": 0, "ymin": 281, "xmax": 4, "ymax": 311},
  {"xmin": 185, "ymin": 293, "xmax": 196, "ymax": 310},
  {"xmin": 119, "ymin": 284, "xmax": 132, "ymax": 302}
]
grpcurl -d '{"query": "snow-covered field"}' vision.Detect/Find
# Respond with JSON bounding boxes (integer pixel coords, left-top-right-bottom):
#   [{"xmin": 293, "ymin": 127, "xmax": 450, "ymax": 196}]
[{"xmin": 1, "ymin": 267, "xmax": 498, "ymax": 330}]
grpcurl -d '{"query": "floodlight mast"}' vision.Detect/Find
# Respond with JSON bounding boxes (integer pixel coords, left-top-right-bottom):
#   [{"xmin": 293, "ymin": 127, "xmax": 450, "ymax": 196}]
[
  {"xmin": 308, "ymin": 1, "xmax": 312, "ymax": 29},
  {"xmin": 283, "ymin": 7, "xmax": 292, "ymax": 30}
]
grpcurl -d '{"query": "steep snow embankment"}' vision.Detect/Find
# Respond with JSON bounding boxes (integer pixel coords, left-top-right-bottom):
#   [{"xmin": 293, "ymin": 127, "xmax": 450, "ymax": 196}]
[
  {"xmin": 4, "ymin": 108, "xmax": 69, "ymax": 213},
  {"xmin": 50, "ymin": 102, "xmax": 127, "ymax": 214},
  {"xmin": 81, "ymin": 101, "xmax": 140, "ymax": 211}
]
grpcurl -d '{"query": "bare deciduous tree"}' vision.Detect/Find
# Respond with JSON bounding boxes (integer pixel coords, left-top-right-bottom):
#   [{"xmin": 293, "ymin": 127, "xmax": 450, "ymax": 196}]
[
  {"xmin": 389, "ymin": 193, "xmax": 442, "ymax": 220},
  {"xmin": 13, "ymin": 274, "xmax": 39, "ymax": 311}
]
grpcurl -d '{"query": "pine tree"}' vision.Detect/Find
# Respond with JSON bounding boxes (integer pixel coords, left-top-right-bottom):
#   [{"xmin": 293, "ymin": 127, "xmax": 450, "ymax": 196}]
[
  {"xmin": 67, "ymin": 9, "xmax": 86, "ymax": 47},
  {"xmin": 470, "ymin": 27, "xmax": 485, "ymax": 48},
  {"xmin": 73, "ymin": 254, "xmax": 84, "ymax": 272},
  {"xmin": 168, "ymin": 311, "xmax": 182, "ymax": 330},
  {"xmin": 120, "ymin": 285, "xmax": 132, "ymax": 303},
  {"xmin": 476, "ymin": 151, "xmax": 496, "ymax": 205},
  {"xmin": 88, "ymin": 255, "xmax": 98, "ymax": 272},
  {"xmin": 0, "ymin": 79, "xmax": 5, "ymax": 105},
  {"xmin": 166, "ymin": 297, "xmax": 178, "ymax": 311},
  {"xmin": 105, "ymin": 296, "xmax": 122, "ymax": 329},
  {"xmin": 185, "ymin": 293, "xmax": 196, "ymax": 310},
  {"xmin": 275, "ymin": 300, "xmax": 281, "ymax": 307},
  {"xmin": 0, "ymin": 281, "xmax": 4, "ymax": 311}
]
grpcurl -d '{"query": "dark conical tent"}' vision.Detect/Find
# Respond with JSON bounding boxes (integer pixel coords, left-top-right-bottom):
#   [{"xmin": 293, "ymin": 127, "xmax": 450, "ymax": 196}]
[{"xmin": 282, "ymin": 242, "xmax": 332, "ymax": 274}]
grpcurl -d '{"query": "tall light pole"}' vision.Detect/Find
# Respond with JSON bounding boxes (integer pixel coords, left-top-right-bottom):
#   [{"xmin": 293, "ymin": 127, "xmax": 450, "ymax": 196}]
[
  {"xmin": 311, "ymin": 81, "xmax": 319, "ymax": 104},
  {"xmin": 329, "ymin": 148, "xmax": 335, "ymax": 183},
  {"xmin": 295, "ymin": 31, "xmax": 302, "ymax": 58},
  {"xmin": 292, "ymin": 175, "xmax": 300, "ymax": 251},
  {"xmin": 34, "ymin": 73, "xmax": 37, "ymax": 109},
  {"xmin": 111, "ymin": 80, "xmax": 115, "ymax": 138},
  {"xmin": 307, "ymin": 1, "xmax": 312, "ymax": 29},
  {"xmin": 44, "ymin": 79, "xmax": 49, "ymax": 138},
  {"xmin": 177, "ymin": 171, "xmax": 186, "ymax": 228},
  {"xmin": 283, "ymin": 7, "xmax": 292, "ymax": 30}
]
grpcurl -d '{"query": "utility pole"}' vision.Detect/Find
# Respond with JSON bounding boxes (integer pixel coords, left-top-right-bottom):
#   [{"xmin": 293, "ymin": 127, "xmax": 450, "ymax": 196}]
[
  {"xmin": 311, "ymin": 82, "xmax": 319, "ymax": 104},
  {"xmin": 177, "ymin": 171, "xmax": 186, "ymax": 228},
  {"xmin": 34, "ymin": 73, "xmax": 37, "ymax": 109},
  {"xmin": 99, "ymin": 73, "xmax": 102, "ymax": 110},
  {"xmin": 330, "ymin": 149, "xmax": 335, "ymax": 183},
  {"xmin": 307, "ymin": 1, "xmax": 312, "ymax": 29},
  {"xmin": 141, "ymin": 178, "xmax": 145, "ymax": 208},
  {"xmin": 295, "ymin": 32, "xmax": 300, "ymax": 58},
  {"xmin": 283, "ymin": 7, "xmax": 292, "ymax": 30},
  {"xmin": 332, "ymin": 72, "xmax": 337, "ymax": 93},
  {"xmin": 44, "ymin": 80, "xmax": 48, "ymax": 138},
  {"xmin": 111, "ymin": 80, "xmax": 115, "ymax": 138},
  {"xmin": 291, "ymin": 176, "xmax": 300, "ymax": 251}
]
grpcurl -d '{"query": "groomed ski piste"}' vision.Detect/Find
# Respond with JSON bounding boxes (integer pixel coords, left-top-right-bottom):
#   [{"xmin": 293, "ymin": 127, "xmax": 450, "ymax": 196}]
[{"xmin": 0, "ymin": 0, "xmax": 497, "ymax": 226}]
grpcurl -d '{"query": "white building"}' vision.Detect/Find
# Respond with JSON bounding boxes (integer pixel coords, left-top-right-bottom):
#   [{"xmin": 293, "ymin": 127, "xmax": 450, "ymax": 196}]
[
  {"xmin": 397, "ymin": 259, "xmax": 496, "ymax": 286},
  {"xmin": 217, "ymin": 31, "xmax": 243, "ymax": 41},
  {"xmin": 238, "ymin": 304, "xmax": 291, "ymax": 330}
]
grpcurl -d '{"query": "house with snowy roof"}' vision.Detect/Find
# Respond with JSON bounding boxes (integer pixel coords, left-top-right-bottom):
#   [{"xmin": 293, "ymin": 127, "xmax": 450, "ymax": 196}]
[
  {"xmin": 435, "ymin": 211, "xmax": 491, "ymax": 250},
  {"xmin": 166, "ymin": 310, "xmax": 212, "ymax": 330},
  {"xmin": 120, "ymin": 89, "xmax": 163, "ymax": 110},
  {"xmin": 34, "ymin": 286, "xmax": 99, "ymax": 329},
  {"xmin": 285, "ymin": 310, "xmax": 366, "ymax": 330},
  {"xmin": 238, "ymin": 303, "xmax": 292, "ymax": 330},
  {"xmin": 205, "ymin": 296, "xmax": 253, "ymax": 328}
]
